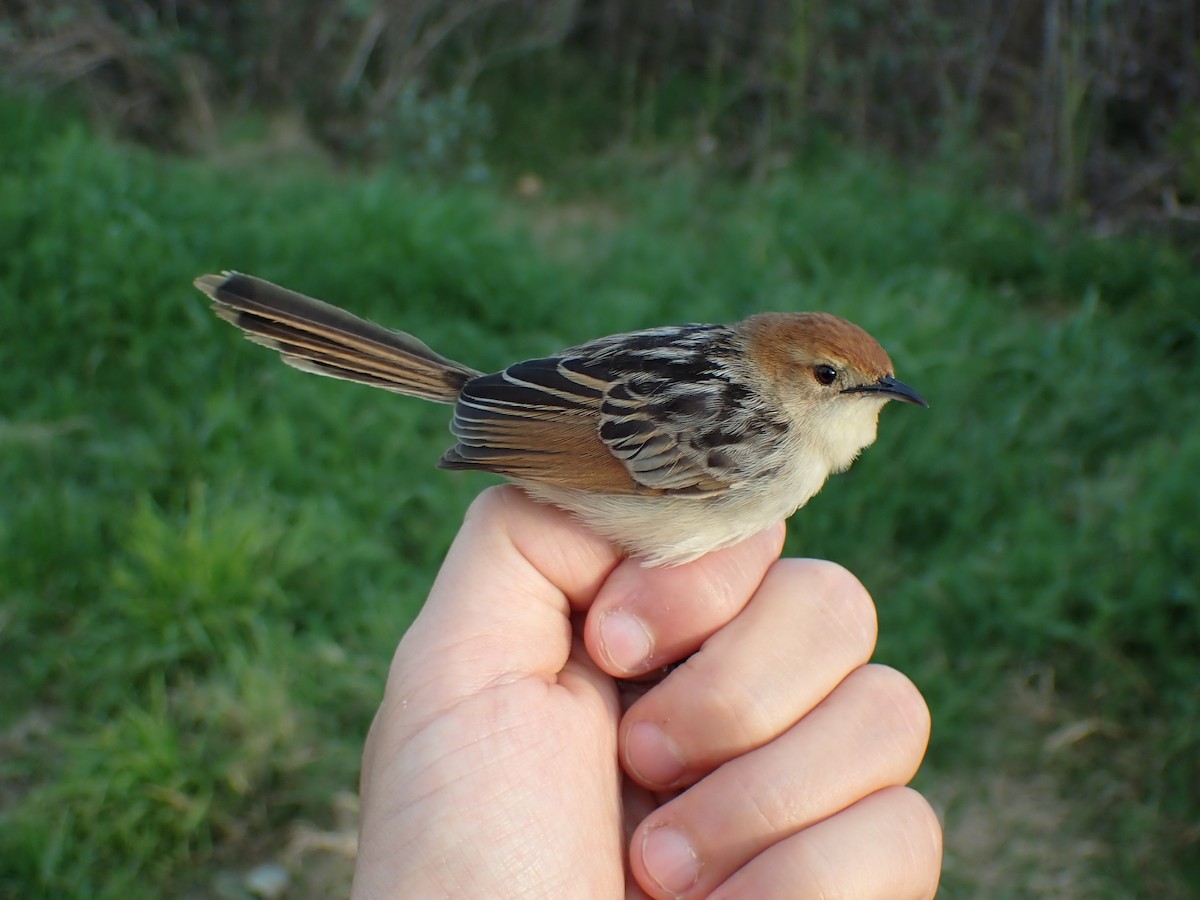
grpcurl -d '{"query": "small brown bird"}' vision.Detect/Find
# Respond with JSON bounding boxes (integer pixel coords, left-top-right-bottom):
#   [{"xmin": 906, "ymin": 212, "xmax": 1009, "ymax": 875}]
[{"xmin": 196, "ymin": 272, "xmax": 926, "ymax": 565}]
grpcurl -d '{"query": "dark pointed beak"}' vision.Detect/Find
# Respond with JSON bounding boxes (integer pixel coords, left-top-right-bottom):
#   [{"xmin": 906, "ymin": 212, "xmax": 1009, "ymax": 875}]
[{"xmin": 843, "ymin": 375, "xmax": 928, "ymax": 407}]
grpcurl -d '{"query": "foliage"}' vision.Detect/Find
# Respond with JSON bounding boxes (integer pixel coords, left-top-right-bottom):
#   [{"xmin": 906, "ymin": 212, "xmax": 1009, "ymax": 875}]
[
  {"xmin": 4, "ymin": 1, "xmax": 1199, "ymax": 219},
  {"xmin": 0, "ymin": 91, "xmax": 1198, "ymax": 896}
]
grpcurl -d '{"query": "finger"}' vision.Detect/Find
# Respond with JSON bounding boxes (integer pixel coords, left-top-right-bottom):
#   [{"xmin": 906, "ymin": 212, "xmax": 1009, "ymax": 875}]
[
  {"xmin": 710, "ymin": 787, "xmax": 943, "ymax": 900},
  {"xmin": 630, "ymin": 665, "xmax": 931, "ymax": 899},
  {"xmin": 358, "ymin": 487, "xmax": 631, "ymax": 897},
  {"xmin": 623, "ymin": 779, "xmax": 662, "ymax": 900},
  {"xmin": 584, "ymin": 522, "xmax": 786, "ymax": 677},
  {"xmin": 363, "ymin": 486, "xmax": 622, "ymax": 787},
  {"xmin": 390, "ymin": 484, "xmax": 622, "ymax": 705},
  {"xmin": 621, "ymin": 559, "xmax": 876, "ymax": 789}
]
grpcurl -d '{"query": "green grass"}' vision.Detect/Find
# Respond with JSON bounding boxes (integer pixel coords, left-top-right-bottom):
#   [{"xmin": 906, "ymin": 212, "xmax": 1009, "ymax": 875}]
[{"xmin": 1, "ymin": 91, "xmax": 1198, "ymax": 897}]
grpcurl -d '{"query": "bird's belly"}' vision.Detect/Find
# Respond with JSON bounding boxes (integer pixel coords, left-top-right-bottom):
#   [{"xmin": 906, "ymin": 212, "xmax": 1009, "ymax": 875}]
[{"xmin": 520, "ymin": 459, "xmax": 828, "ymax": 565}]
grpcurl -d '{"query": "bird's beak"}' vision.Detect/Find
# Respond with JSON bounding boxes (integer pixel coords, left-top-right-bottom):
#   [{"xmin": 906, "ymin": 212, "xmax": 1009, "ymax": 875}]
[{"xmin": 843, "ymin": 375, "xmax": 928, "ymax": 407}]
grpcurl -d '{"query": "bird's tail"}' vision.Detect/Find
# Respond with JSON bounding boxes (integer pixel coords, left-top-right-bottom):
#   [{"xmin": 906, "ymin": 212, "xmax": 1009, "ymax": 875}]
[{"xmin": 195, "ymin": 272, "xmax": 481, "ymax": 403}]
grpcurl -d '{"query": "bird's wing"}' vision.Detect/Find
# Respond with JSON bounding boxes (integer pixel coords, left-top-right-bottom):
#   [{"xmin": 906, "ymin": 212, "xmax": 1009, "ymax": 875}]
[
  {"xmin": 441, "ymin": 326, "xmax": 782, "ymax": 496},
  {"xmin": 442, "ymin": 356, "xmax": 643, "ymax": 493}
]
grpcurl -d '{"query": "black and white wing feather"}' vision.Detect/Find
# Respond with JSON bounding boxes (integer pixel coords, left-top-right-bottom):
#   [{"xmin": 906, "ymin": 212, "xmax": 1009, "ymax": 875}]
[{"xmin": 441, "ymin": 324, "xmax": 788, "ymax": 496}]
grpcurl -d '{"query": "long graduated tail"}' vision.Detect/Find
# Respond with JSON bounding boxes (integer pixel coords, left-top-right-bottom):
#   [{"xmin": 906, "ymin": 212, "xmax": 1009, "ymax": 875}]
[{"xmin": 195, "ymin": 272, "xmax": 481, "ymax": 403}]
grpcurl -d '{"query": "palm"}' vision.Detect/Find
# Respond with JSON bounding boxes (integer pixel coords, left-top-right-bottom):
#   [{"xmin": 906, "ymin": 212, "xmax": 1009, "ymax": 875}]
[{"xmin": 360, "ymin": 642, "xmax": 658, "ymax": 897}]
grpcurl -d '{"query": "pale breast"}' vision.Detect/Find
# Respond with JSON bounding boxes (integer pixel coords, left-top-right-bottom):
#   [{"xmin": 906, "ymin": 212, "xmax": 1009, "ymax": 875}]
[{"xmin": 520, "ymin": 433, "xmax": 832, "ymax": 565}]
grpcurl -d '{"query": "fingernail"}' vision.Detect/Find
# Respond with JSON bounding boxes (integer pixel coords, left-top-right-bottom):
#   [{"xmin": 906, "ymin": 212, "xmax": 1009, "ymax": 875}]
[
  {"xmin": 626, "ymin": 721, "xmax": 686, "ymax": 787},
  {"xmin": 599, "ymin": 609, "xmax": 652, "ymax": 673},
  {"xmin": 642, "ymin": 825, "xmax": 700, "ymax": 896}
]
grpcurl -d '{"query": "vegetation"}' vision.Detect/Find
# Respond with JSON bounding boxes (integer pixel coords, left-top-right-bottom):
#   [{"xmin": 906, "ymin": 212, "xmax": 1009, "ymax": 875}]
[
  {"xmin": 6, "ymin": 1, "xmax": 1200, "ymax": 219},
  {"xmin": 0, "ymin": 77, "xmax": 1198, "ymax": 898}
]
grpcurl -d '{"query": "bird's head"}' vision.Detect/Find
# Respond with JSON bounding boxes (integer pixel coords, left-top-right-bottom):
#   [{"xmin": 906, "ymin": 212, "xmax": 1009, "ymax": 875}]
[{"xmin": 742, "ymin": 311, "xmax": 927, "ymax": 472}]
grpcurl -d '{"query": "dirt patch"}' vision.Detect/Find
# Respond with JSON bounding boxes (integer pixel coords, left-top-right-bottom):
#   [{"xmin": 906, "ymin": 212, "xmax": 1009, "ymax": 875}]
[{"xmin": 934, "ymin": 767, "xmax": 1108, "ymax": 897}]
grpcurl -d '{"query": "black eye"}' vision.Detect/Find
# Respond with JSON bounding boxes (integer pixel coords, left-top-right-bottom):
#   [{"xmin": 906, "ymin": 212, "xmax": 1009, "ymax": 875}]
[{"xmin": 813, "ymin": 364, "xmax": 838, "ymax": 386}]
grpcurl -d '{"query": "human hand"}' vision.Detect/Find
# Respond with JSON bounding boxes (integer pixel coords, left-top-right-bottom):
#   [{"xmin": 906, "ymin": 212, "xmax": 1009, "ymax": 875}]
[{"xmin": 352, "ymin": 486, "xmax": 941, "ymax": 898}]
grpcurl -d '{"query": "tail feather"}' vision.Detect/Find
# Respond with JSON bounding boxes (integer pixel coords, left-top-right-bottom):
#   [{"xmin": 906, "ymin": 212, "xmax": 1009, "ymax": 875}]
[{"xmin": 195, "ymin": 272, "xmax": 480, "ymax": 403}]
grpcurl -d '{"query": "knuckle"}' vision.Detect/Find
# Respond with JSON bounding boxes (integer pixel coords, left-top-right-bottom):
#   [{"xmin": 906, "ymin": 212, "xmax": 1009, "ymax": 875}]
[
  {"xmin": 462, "ymin": 484, "xmax": 519, "ymax": 524},
  {"xmin": 700, "ymin": 667, "xmax": 777, "ymax": 748},
  {"xmin": 726, "ymin": 757, "xmax": 798, "ymax": 835},
  {"xmin": 884, "ymin": 786, "xmax": 945, "ymax": 897},
  {"xmin": 852, "ymin": 664, "xmax": 932, "ymax": 755},
  {"xmin": 775, "ymin": 558, "xmax": 879, "ymax": 658}
]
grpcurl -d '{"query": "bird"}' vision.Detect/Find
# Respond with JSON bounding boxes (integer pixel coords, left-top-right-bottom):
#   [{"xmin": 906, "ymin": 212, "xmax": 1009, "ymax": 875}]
[{"xmin": 195, "ymin": 271, "xmax": 927, "ymax": 565}]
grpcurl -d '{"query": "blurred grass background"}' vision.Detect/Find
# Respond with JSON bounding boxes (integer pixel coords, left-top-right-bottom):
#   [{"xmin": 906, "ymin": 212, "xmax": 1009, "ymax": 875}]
[{"xmin": 2, "ymin": 3, "xmax": 1200, "ymax": 897}]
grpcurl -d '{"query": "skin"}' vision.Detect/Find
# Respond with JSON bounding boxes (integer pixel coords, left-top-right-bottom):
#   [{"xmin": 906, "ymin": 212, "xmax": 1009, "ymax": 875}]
[{"xmin": 352, "ymin": 486, "xmax": 942, "ymax": 899}]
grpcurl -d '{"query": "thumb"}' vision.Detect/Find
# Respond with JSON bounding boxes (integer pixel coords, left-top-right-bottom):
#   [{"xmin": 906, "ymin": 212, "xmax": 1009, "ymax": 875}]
[{"xmin": 390, "ymin": 485, "xmax": 624, "ymax": 705}]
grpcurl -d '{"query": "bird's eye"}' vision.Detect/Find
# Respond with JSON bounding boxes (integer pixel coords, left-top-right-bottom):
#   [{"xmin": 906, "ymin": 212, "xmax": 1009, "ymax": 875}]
[{"xmin": 813, "ymin": 364, "xmax": 838, "ymax": 386}]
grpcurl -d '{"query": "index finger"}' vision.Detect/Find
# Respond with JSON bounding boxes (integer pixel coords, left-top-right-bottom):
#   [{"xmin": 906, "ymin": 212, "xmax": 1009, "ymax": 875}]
[{"xmin": 584, "ymin": 522, "xmax": 786, "ymax": 677}]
